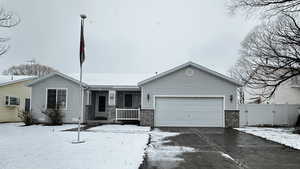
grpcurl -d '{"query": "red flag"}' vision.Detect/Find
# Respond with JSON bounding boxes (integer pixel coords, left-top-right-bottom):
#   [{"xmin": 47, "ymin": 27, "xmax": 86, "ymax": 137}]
[{"xmin": 79, "ymin": 19, "xmax": 85, "ymax": 65}]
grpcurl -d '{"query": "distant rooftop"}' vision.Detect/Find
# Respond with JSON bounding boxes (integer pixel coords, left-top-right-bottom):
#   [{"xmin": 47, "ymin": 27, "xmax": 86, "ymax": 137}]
[
  {"xmin": 67, "ymin": 73, "xmax": 155, "ymax": 86},
  {"xmin": 0, "ymin": 75, "xmax": 36, "ymax": 86}
]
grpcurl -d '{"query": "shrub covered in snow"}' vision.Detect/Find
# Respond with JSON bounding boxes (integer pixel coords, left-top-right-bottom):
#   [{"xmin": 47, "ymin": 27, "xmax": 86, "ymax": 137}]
[
  {"xmin": 18, "ymin": 110, "xmax": 34, "ymax": 126},
  {"xmin": 42, "ymin": 108, "xmax": 64, "ymax": 125}
]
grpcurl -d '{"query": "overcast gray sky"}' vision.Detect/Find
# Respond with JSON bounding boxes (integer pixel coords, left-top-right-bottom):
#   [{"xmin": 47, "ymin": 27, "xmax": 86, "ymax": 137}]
[{"xmin": 0, "ymin": 0, "xmax": 258, "ymax": 75}]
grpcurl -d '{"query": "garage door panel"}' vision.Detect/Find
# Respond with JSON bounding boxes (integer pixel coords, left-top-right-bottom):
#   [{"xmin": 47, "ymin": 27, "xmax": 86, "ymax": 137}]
[{"xmin": 155, "ymin": 97, "xmax": 223, "ymax": 127}]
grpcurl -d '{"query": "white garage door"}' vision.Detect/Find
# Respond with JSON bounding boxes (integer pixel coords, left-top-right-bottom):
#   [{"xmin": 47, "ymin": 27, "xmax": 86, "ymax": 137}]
[{"xmin": 155, "ymin": 97, "xmax": 224, "ymax": 127}]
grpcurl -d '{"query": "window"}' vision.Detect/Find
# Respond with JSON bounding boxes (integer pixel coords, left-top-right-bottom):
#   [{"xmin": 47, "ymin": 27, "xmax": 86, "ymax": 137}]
[
  {"xmin": 5, "ymin": 96, "xmax": 20, "ymax": 106},
  {"xmin": 5, "ymin": 96, "xmax": 8, "ymax": 105},
  {"xmin": 47, "ymin": 89, "xmax": 67, "ymax": 109},
  {"xmin": 47, "ymin": 89, "xmax": 56, "ymax": 109},
  {"xmin": 25, "ymin": 98, "xmax": 30, "ymax": 112},
  {"xmin": 124, "ymin": 94, "xmax": 133, "ymax": 107}
]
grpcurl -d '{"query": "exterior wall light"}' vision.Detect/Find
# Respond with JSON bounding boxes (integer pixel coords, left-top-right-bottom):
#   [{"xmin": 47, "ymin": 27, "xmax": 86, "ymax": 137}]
[
  {"xmin": 230, "ymin": 95, "xmax": 233, "ymax": 103},
  {"xmin": 147, "ymin": 94, "xmax": 150, "ymax": 102}
]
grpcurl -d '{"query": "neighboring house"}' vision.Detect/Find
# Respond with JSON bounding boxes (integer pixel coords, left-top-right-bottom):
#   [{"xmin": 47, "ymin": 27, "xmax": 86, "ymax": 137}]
[
  {"xmin": 244, "ymin": 76, "xmax": 300, "ymax": 104},
  {"xmin": 269, "ymin": 76, "xmax": 300, "ymax": 104},
  {"xmin": 27, "ymin": 62, "xmax": 241, "ymax": 127},
  {"xmin": 0, "ymin": 76, "xmax": 36, "ymax": 122}
]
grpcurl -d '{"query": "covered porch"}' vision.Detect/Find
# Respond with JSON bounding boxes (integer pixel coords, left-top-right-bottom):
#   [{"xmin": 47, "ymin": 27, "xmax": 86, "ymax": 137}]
[{"xmin": 85, "ymin": 89, "xmax": 141, "ymax": 123}]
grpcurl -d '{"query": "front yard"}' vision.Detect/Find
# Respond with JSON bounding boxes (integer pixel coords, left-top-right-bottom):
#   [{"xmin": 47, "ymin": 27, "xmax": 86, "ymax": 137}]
[
  {"xmin": 0, "ymin": 123, "xmax": 150, "ymax": 169},
  {"xmin": 236, "ymin": 127, "xmax": 300, "ymax": 150}
]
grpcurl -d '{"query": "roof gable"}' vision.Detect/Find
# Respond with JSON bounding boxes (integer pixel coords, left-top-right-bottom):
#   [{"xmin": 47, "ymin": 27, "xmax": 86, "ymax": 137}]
[
  {"xmin": 26, "ymin": 62, "xmax": 241, "ymax": 88},
  {"xmin": 138, "ymin": 61, "xmax": 242, "ymax": 86},
  {"xmin": 27, "ymin": 72, "xmax": 88, "ymax": 87}
]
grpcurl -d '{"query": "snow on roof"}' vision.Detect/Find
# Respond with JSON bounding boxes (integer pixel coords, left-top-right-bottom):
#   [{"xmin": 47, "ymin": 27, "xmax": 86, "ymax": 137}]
[
  {"xmin": 67, "ymin": 73, "xmax": 155, "ymax": 86},
  {"xmin": 0, "ymin": 75, "xmax": 36, "ymax": 86}
]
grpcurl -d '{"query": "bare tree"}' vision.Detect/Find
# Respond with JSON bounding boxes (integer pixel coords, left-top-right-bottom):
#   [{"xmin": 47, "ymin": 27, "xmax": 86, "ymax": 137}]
[
  {"xmin": 229, "ymin": 57, "xmax": 265, "ymax": 103},
  {"xmin": 228, "ymin": 0, "xmax": 300, "ymax": 18},
  {"xmin": 0, "ymin": 8, "xmax": 20, "ymax": 56},
  {"xmin": 232, "ymin": 14, "xmax": 300, "ymax": 100},
  {"xmin": 228, "ymin": 58, "xmax": 252, "ymax": 104},
  {"xmin": 227, "ymin": 0, "xmax": 300, "ymax": 101},
  {"xmin": 2, "ymin": 63, "xmax": 56, "ymax": 77}
]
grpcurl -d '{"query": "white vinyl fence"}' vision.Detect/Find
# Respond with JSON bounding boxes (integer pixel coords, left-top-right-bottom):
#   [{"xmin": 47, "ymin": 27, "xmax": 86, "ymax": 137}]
[{"xmin": 239, "ymin": 104, "xmax": 300, "ymax": 126}]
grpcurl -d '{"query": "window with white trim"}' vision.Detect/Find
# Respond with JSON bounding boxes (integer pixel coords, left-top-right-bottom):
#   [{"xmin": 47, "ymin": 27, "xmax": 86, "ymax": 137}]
[
  {"xmin": 47, "ymin": 89, "xmax": 67, "ymax": 109},
  {"xmin": 5, "ymin": 96, "xmax": 20, "ymax": 106}
]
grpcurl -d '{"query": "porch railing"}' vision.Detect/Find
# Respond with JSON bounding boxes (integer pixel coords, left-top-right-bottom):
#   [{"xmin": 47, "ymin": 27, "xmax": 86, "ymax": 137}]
[{"xmin": 116, "ymin": 108, "xmax": 140, "ymax": 121}]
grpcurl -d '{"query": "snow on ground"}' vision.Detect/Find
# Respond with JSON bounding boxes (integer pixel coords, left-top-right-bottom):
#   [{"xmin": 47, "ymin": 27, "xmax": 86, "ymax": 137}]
[
  {"xmin": 236, "ymin": 127, "xmax": 300, "ymax": 150},
  {"xmin": 0, "ymin": 123, "xmax": 150, "ymax": 169},
  {"xmin": 147, "ymin": 129, "xmax": 195, "ymax": 161},
  {"xmin": 219, "ymin": 152, "xmax": 235, "ymax": 161},
  {"xmin": 88, "ymin": 124, "xmax": 150, "ymax": 133}
]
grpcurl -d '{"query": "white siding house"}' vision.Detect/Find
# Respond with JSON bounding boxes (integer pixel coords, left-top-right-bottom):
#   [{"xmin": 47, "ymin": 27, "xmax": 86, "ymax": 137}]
[
  {"xmin": 28, "ymin": 62, "xmax": 241, "ymax": 127},
  {"xmin": 244, "ymin": 76, "xmax": 300, "ymax": 104}
]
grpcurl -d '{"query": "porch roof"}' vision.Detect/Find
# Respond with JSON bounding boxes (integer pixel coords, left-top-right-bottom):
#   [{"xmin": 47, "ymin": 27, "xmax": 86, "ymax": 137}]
[
  {"xmin": 68, "ymin": 73, "xmax": 154, "ymax": 87},
  {"xmin": 88, "ymin": 85, "xmax": 141, "ymax": 90}
]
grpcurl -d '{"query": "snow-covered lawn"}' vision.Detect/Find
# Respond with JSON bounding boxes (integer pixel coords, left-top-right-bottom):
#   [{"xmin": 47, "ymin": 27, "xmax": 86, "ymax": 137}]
[
  {"xmin": 0, "ymin": 123, "xmax": 150, "ymax": 169},
  {"xmin": 236, "ymin": 127, "xmax": 300, "ymax": 150}
]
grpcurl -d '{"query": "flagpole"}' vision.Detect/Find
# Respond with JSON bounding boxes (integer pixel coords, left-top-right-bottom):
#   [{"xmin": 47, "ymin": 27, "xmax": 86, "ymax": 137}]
[
  {"xmin": 78, "ymin": 63, "xmax": 82, "ymax": 142},
  {"xmin": 73, "ymin": 14, "xmax": 86, "ymax": 144}
]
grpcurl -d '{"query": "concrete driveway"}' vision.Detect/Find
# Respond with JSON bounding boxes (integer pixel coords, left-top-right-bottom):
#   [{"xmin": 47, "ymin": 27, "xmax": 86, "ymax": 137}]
[{"xmin": 141, "ymin": 128, "xmax": 300, "ymax": 169}]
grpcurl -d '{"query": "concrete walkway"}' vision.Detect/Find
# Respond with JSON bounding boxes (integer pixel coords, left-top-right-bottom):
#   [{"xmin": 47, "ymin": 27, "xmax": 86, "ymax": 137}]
[{"xmin": 141, "ymin": 128, "xmax": 300, "ymax": 169}]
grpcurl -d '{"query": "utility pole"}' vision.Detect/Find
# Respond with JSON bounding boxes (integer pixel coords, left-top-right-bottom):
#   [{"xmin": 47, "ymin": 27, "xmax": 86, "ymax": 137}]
[{"xmin": 26, "ymin": 58, "xmax": 36, "ymax": 75}]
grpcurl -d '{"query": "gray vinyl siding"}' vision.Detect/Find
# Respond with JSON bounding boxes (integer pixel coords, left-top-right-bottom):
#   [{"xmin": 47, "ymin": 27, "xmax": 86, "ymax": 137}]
[
  {"xmin": 141, "ymin": 66, "xmax": 238, "ymax": 110},
  {"xmin": 31, "ymin": 75, "xmax": 85, "ymax": 123}
]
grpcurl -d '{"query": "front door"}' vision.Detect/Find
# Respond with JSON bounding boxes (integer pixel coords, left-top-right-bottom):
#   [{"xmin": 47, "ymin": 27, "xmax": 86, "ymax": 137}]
[
  {"xmin": 25, "ymin": 98, "xmax": 30, "ymax": 112},
  {"xmin": 98, "ymin": 96, "xmax": 106, "ymax": 112},
  {"xmin": 95, "ymin": 94, "xmax": 107, "ymax": 119}
]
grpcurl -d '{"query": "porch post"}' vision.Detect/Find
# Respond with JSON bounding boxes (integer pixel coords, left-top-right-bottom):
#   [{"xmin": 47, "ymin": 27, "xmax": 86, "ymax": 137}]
[
  {"xmin": 116, "ymin": 108, "xmax": 118, "ymax": 121},
  {"xmin": 138, "ymin": 108, "xmax": 141, "ymax": 120}
]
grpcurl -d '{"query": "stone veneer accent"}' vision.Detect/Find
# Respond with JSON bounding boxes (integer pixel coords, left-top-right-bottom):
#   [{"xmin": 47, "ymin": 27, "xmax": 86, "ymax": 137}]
[
  {"xmin": 140, "ymin": 109, "xmax": 154, "ymax": 127},
  {"xmin": 85, "ymin": 105, "xmax": 93, "ymax": 121},
  {"xmin": 225, "ymin": 110, "xmax": 240, "ymax": 128},
  {"xmin": 107, "ymin": 106, "xmax": 116, "ymax": 121}
]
